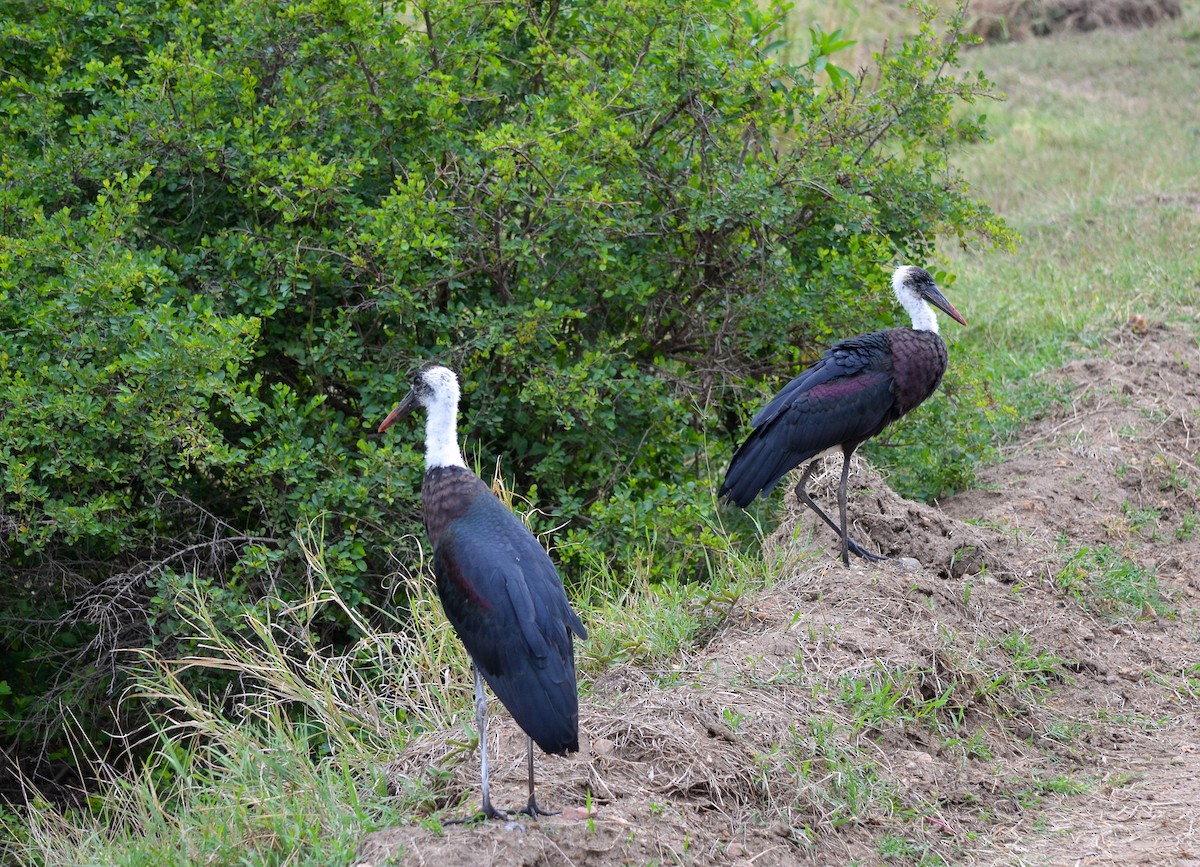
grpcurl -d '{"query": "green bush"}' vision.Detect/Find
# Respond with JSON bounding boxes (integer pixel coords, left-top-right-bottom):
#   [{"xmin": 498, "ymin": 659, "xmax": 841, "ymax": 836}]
[{"xmin": 0, "ymin": 0, "xmax": 1008, "ymax": 777}]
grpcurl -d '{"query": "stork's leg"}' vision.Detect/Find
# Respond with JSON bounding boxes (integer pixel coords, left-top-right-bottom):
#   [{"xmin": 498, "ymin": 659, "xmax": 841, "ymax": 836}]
[
  {"xmin": 793, "ymin": 460, "xmax": 851, "ymax": 549},
  {"xmin": 474, "ymin": 667, "xmax": 506, "ymax": 820},
  {"xmin": 835, "ymin": 451, "xmax": 852, "ymax": 566},
  {"xmin": 447, "ymin": 667, "xmax": 507, "ymax": 823},
  {"xmin": 517, "ymin": 736, "xmax": 560, "ymax": 819},
  {"xmin": 835, "ymin": 450, "xmax": 887, "ymax": 565},
  {"xmin": 793, "ymin": 456, "xmax": 886, "ymax": 565}
]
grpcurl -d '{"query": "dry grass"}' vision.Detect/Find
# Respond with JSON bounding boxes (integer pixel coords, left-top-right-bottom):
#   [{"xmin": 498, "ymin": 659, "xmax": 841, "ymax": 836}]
[{"xmin": 966, "ymin": 0, "xmax": 1181, "ymax": 42}]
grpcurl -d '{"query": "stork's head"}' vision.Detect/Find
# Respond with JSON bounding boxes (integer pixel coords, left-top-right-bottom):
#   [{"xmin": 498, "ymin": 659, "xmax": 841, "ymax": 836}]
[
  {"xmin": 892, "ymin": 266, "xmax": 968, "ymax": 333},
  {"xmin": 378, "ymin": 365, "xmax": 460, "ymax": 432}
]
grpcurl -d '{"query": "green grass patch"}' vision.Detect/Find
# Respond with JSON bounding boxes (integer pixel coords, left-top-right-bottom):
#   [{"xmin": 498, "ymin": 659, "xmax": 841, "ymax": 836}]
[
  {"xmin": 878, "ymin": 833, "xmax": 948, "ymax": 866},
  {"xmin": 31, "ymin": 726, "xmax": 399, "ymax": 867},
  {"xmin": 791, "ymin": 715, "xmax": 902, "ymax": 830},
  {"xmin": 995, "ymin": 632, "xmax": 1071, "ymax": 694},
  {"xmin": 1056, "ymin": 544, "xmax": 1173, "ymax": 620},
  {"xmin": 1014, "ymin": 772, "xmax": 1091, "ymax": 809},
  {"xmin": 1175, "ymin": 511, "xmax": 1198, "ymax": 542},
  {"xmin": 948, "ymin": 29, "xmax": 1200, "ymax": 331}
]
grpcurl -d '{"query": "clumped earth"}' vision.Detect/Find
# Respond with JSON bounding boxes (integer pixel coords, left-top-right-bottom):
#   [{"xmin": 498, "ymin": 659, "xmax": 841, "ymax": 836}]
[
  {"xmin": 967, "ymin": 0, "xmax": 1180, "ymax": 42},
  {"xmin": 359, "ymin": 320, "xmax": 1199, "ymax": 866}
]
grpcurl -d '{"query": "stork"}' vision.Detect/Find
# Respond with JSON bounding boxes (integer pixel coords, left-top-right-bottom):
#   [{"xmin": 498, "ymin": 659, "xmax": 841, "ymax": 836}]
[
  {"xmin": 379, "ymin": 365, "xmax": 587, "ymax": 821},
  {"xmin": 719, "ymin": 266, "xmax": 968, "ymax": 565}
]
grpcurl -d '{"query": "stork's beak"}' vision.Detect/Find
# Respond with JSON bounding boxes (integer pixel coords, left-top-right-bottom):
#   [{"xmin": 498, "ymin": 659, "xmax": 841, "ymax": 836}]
[
  {"xmin": 378, "ymin": 388, "xmax": 419, "ymax": 433},
  {"xmin": 924, "ymin": 285, "xmax": 968, "ymax": 327}
]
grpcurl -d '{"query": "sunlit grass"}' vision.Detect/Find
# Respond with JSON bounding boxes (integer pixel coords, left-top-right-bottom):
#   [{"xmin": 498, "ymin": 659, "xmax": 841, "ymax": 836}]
[
  {"xmin": 869, "ymin": 5, "xmax": 1200, "ymax": 497},
  {"xmin": 947, "ymin": 10, "xmax": 1200, "ymax": 355}
]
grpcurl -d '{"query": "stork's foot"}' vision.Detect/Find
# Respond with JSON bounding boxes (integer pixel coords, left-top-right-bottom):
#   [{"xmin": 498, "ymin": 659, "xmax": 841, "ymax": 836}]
[
  {"xmin": 518, "ymin": 795, "xmax": 560, "ymax": 819},
  {"xmin": 846, "ymin": 536, "xmax": 888, "ymax": 563},
  {"xmin": 445, "ymin": 803, "xmax": 509, "ymax": 824}
]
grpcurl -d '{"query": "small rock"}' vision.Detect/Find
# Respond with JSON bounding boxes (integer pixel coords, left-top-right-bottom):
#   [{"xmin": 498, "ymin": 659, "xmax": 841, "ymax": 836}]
[
  {"xmin": 893, "ymin": 557, "xmax": 922, "ymax": 572},
  {"xmin": 592, "ymin": 737, "xmax": 614, "ymax": 757},
  {"xmin": 906, "ymin": 750, "xmax": 933, "ymax": 766}
]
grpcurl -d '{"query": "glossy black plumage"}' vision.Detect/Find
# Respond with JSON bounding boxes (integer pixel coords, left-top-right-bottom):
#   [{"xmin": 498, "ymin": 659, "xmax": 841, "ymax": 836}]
[
  {"xmin": 720, "ymin": 329, "xmax": 948, "ymax": 505},
  {"xmin": 378, "ymin": 365, "xmax": 586, "ymax": 821},
  {"xmin": 423, "ymin": 465, "xmax": 585, "ymax": 756},
  {"xmin": 719, "ymin": 266, "xmax": 967, "ymax": 565}
]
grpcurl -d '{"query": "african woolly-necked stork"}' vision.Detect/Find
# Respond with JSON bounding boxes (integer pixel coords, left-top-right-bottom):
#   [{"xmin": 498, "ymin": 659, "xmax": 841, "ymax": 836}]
[
  {"xmin": 379, "ymin": 365, "xmax": 587, "ymax": 821},
  {"xmin": 719, "ymin": 265, "xmax": 968, "ymax": 565}
]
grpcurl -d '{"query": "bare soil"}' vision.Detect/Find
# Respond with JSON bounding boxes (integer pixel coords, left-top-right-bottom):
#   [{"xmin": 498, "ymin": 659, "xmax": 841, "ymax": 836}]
[{"xmin": 358, "ymin": 319, "xmax": 1200, "ymax": 866}]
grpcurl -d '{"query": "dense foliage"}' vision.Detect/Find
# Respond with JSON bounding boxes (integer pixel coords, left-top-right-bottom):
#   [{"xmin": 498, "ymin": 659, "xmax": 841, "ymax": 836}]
[{"xmin": 0, "ymin": 0, "xmax": 1007, "ymax": 787}]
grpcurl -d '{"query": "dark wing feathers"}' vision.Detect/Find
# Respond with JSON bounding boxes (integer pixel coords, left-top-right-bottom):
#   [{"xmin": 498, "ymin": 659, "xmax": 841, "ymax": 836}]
[
  {"xmin": 749, "ymin": 336, "xmax": 879, "ymax": 428},
  {"xmin": 427, "ymin": 472, "xmax": 584, "ymax": 755},
  {"xmin": 720, "ymin": 332, "xmax": 900, "ymax": 507}
]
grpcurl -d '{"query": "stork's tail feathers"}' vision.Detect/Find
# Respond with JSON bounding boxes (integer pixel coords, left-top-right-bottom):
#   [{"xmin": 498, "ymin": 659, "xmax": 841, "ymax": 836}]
[
  {"xmin": 719, "ymin": 432, "xmax": 792, "ymax": 507},
  {"xmin": 483, "ymin": 656, "xmax": 580, "ymax": 755}
]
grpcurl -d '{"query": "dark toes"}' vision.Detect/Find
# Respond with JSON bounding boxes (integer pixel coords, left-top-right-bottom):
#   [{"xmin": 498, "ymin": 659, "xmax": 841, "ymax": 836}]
[
  {"xmin": 519, "ymin": 798, "xmax": 560, "ymax": 819},
  {"xmin": 847, "ymin": 538, "xmax": 888, "ymax": 562}
]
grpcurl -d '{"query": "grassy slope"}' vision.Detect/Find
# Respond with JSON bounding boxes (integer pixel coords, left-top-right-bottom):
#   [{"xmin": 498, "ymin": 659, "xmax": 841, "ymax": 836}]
[
  {"xmin": 865, "ymin": 4, "xmax": 1200, "ymax": 500},
  {"xmin": 949, "ymin": 12, "xmax": 1200, "ymax": 366},
  {"xmin": 5, "ymin": 8, "xmax": 1200, "ymax": 866}
]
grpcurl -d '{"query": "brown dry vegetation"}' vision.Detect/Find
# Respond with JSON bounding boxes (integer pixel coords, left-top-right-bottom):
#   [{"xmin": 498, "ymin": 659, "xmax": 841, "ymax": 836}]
[
  {"xmin": 358, "ymin": 317, "xmax": 1200, "ymax": 866},
  {"xmin": 967, "ymin": 0, "xmax": 1181, "ymax": 43}
]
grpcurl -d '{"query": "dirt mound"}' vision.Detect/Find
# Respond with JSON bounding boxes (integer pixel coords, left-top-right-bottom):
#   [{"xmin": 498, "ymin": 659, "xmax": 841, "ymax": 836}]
[
  {"xmin": 945, "ymin": 320, "xmax": 1200, "ymax": 864},
  {"xmin": 765, "ymin": 456, "xmax": 1026, "ymax": 582},
  {"xmin": 359, "ymin": 321, "xmax": 1200, "ymax": 866},
  {"xmin": 945, "ymin": 320, "xmax": 1200, "ymax": 601},
  {"xmin": 968, "ymin": 0, "xmax": 1180, "ymax": 42}
]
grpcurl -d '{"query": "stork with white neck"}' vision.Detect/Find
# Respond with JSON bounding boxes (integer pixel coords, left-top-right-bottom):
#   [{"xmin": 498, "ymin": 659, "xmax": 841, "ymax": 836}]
[
  {"xmin": 719, "ymin": 265, "xmax": 968, "ymax": 566},
  {"xmin": 379, "ymin": 365, "xmax": 587, "ymax": 821}
]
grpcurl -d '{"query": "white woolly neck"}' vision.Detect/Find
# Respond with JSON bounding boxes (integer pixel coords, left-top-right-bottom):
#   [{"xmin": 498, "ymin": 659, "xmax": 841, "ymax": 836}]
[
  {"xmin": 892, "ymin": 266, "xmax": 938, "ymax": 334},
  {"xmin": 420, "ymin": 368, "xmax": 468, "ymax": 469}
]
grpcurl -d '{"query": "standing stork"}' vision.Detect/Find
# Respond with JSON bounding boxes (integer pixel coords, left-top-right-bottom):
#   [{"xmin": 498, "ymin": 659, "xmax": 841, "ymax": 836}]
[
  {"xmin": 378, "ymin": 365, "xmax": 587, "ymax": 821},
  {"xmin": 719, "ymin": 266, "xmax": 968, "ymax": 565}
]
